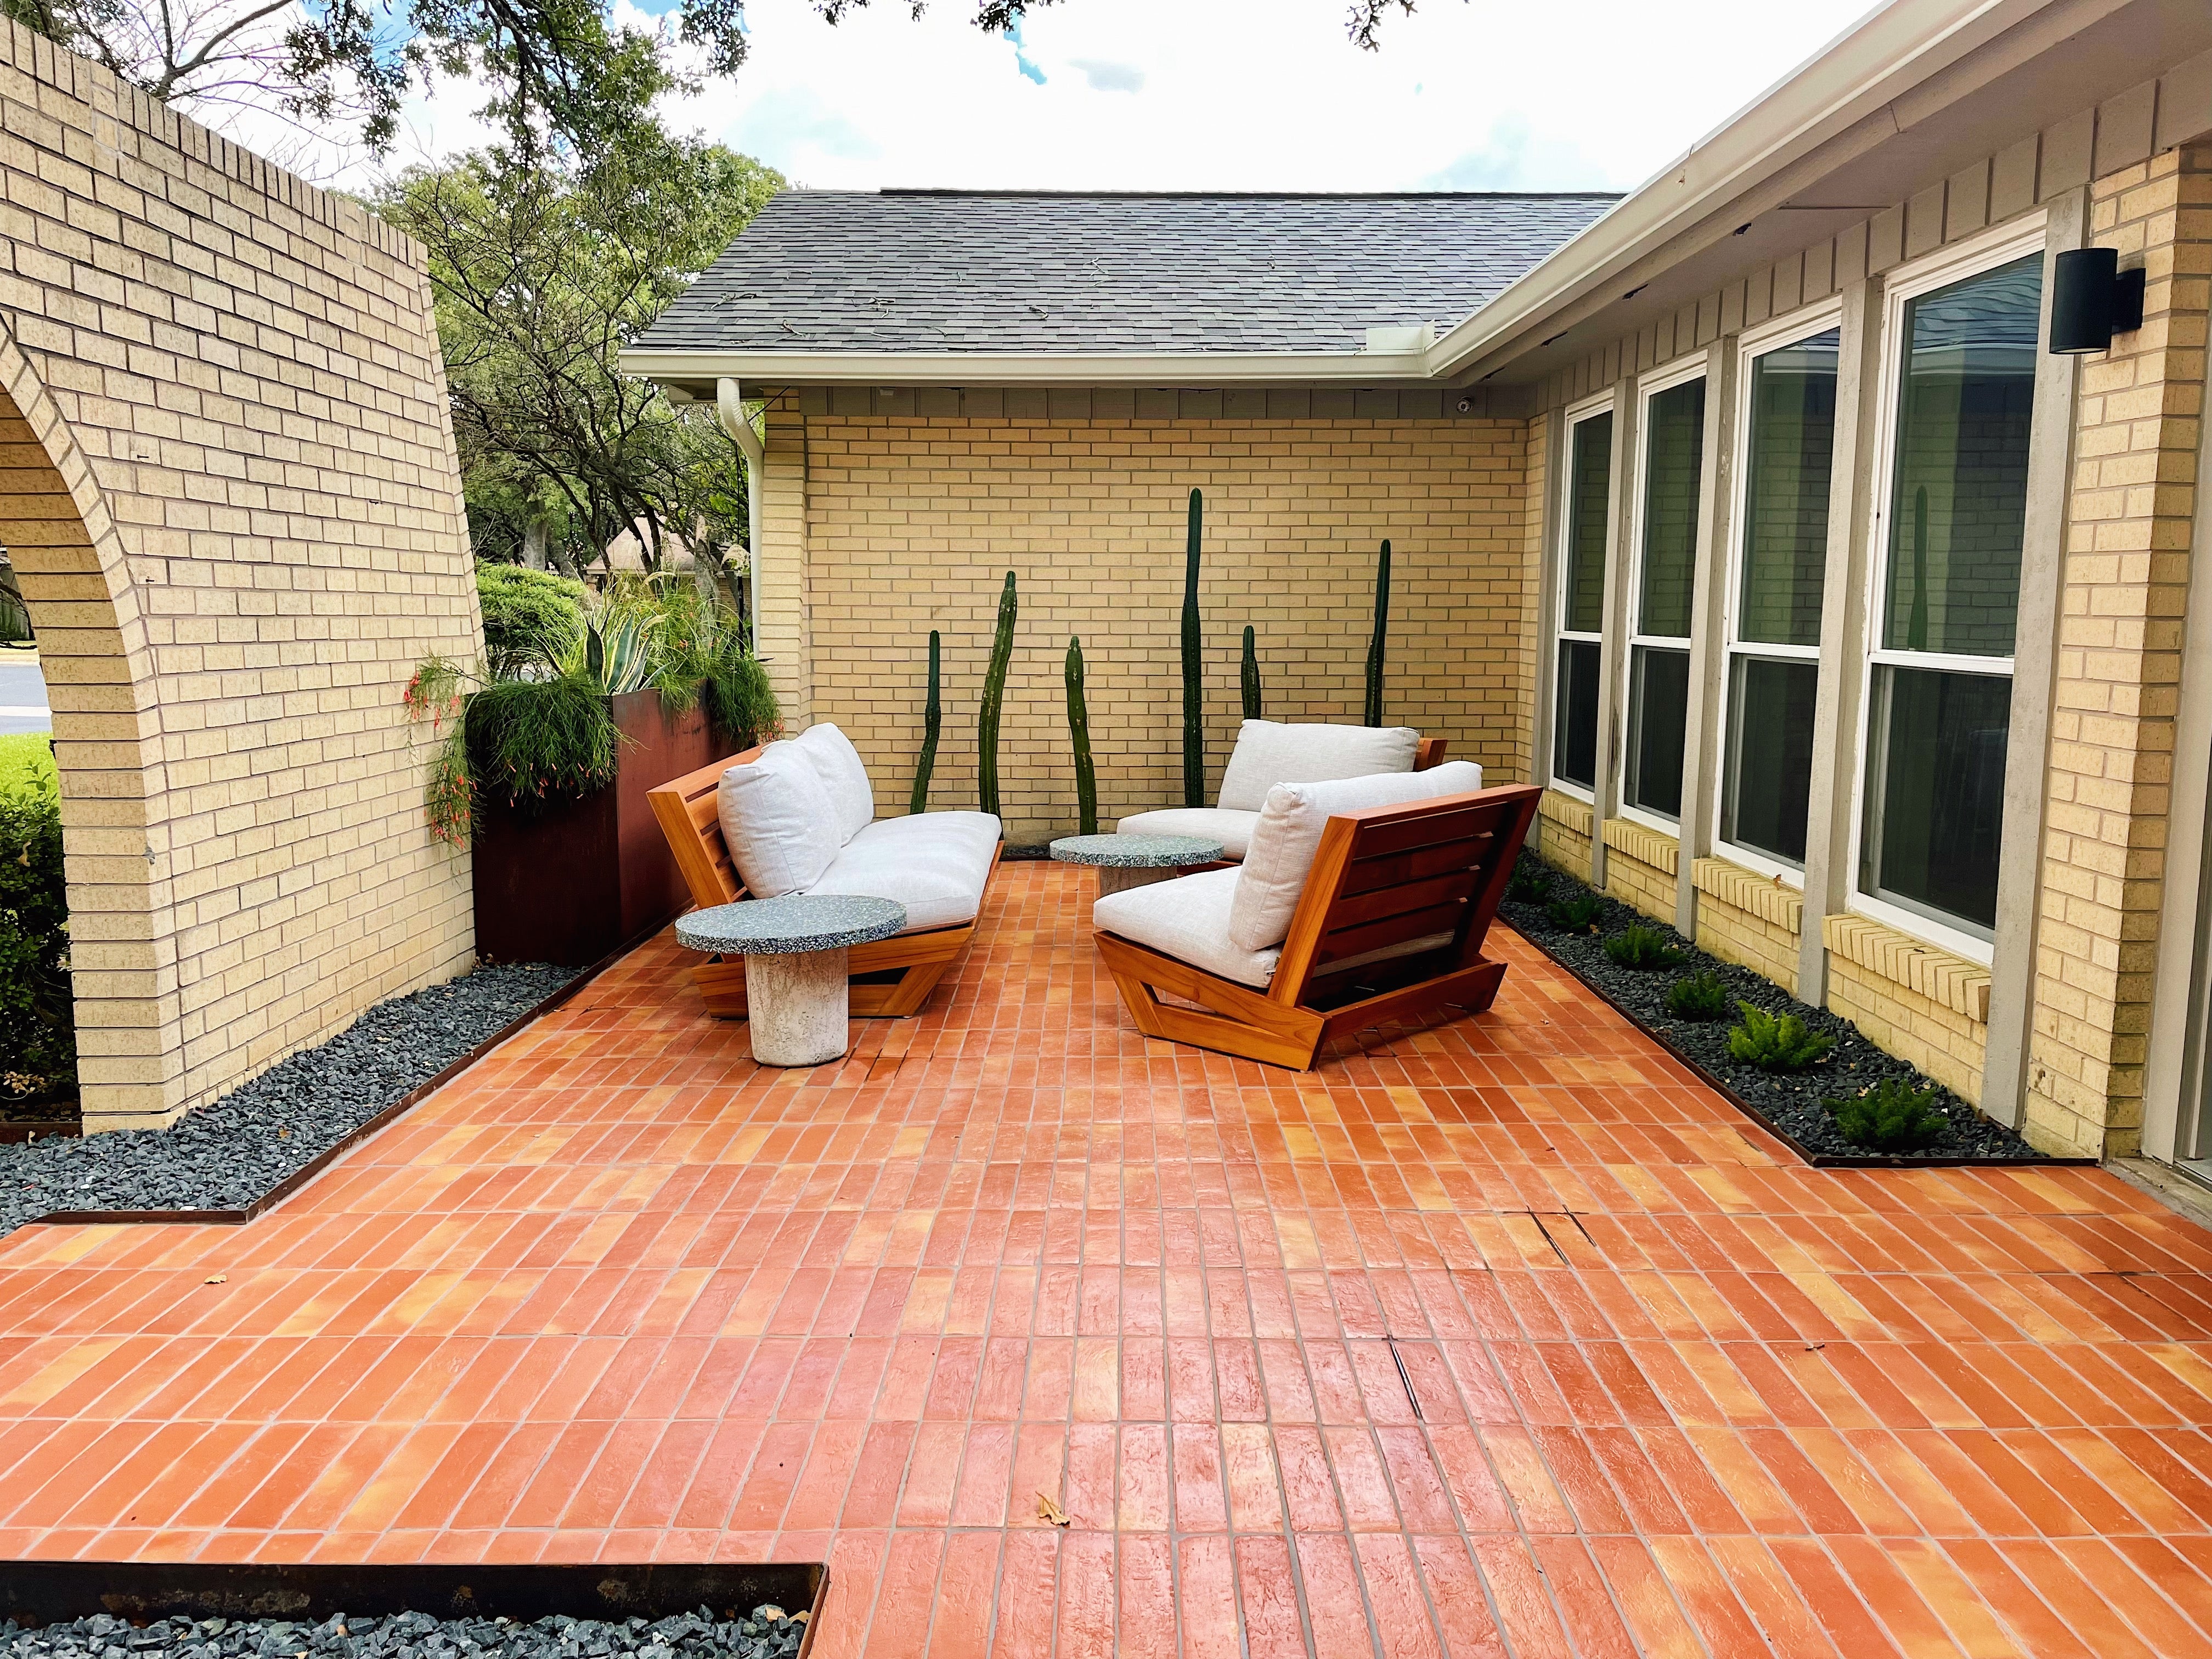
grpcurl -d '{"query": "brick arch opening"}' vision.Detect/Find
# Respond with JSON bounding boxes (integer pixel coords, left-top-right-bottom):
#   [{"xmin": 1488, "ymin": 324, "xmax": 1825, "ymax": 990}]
[
  {"xmin": 0, "ymin": 331, "xmax": 169, "ymax": 1124},
  {"xmin": 0, "ymin": 26, "xmax": 482, "ymax": 1130}
]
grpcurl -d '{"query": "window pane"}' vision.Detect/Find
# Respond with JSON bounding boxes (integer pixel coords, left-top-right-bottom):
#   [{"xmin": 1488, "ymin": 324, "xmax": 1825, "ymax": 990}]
[
  {"xmin": 1564, "ymin": 411, "xmax": 1612, "ymax": 635},
  {"xmin": 1863, "ymin": 664, "xmax": 2011, "ymax": 933},
  {"xmin": 1639, "ymin": 380, "xmax": 1704, "ymax": 639},
  {"xmin": 1722, "ymin": 655, "xmax": 1818, "ymax": 865},
  {"xmin": 1626, "ymin": 645, "xmax": 1689, "ymax": 820},
  {"xmin": 1554, "ymin": 639, "xmax": 1600, "ymax": 788},
  {"xmin": 1882, "ymin": 253, "xmax": 2042, "ymax": 657},
  {"xmin": 1738, "ymin": 328, "xmax": 1838, "ymax": 647}
]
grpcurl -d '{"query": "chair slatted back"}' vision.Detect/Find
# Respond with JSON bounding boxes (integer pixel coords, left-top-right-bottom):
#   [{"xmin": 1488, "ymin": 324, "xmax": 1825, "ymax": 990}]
[
  {"xmin": 647, "ymin": 744, "xmax": 765, "ymax": 911},
  {"xmin": 1271, "ymin": 784, "xmax": 1541, "ymax": 1005}
]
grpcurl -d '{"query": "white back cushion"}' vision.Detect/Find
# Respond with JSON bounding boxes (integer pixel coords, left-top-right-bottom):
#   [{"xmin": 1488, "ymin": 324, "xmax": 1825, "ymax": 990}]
[
  {"xmin": 1227, "ymin": 760, "xmax": 1485, "ymax": 952},
  {"xmin": 1215, "ymin": 720, "xmax": 1421, "ymax": 811},
  {"xmin": 718, "ymin": 741, "xmax": 842, "ymax": 897},
  {"xmin": 792, "ymin": 722, "xmax": 875, "ymax": 844}
]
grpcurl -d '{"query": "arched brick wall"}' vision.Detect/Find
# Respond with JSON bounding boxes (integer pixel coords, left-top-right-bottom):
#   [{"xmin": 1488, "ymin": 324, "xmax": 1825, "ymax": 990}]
[{"xmin": 0, "ymin": 26, "xmax": 479, "ymax": 1128}]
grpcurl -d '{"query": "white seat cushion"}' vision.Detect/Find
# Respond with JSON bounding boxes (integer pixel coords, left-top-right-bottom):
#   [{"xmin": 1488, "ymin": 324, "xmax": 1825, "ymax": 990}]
[
  {"xmin": 1093, "ymin": 867, "xmax": 1455, "ymax": 992},
  {"xmin": 1215, "ymin": 720, "xmax": 1421, "ymax": 811},
  {"xmin": 791, "ymin": 722, "xmax": 874, "ymax": 844},
  {"xmin": 718, "ymin": 742, "xmax": 842, "ymax": 898},
  {"xmin": 1114, "ymin": 806, "xmax": 1260, "ymax": 860},
  {"xmin": 1229, "ymin": 760, "xmax": 1486, "ymax": 952},
  {"xmin": 1095, "ymin": 867, "xmax": 1281, "ymax": 988},
  {"xmin": 806, "ymin": 810, "xmax": 1002, "ymax": 933}
]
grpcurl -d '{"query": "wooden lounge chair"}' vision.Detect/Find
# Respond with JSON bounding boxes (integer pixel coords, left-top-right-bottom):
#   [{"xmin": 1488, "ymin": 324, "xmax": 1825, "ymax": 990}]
[
  {"xmin": 1115, "ymin": 720, "xmax": 1454, "ymax": 861},
  {"xmin": 1093, "ymin": 782, "xmax": 1539, "ymax": 1069},
  {"xmin": 648, "ymin": 742, "xmax": 1000, "ymax": 1019}
]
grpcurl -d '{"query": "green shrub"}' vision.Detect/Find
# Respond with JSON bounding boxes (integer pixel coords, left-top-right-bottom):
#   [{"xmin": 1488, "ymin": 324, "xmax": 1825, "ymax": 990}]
[
  {"xmin": 1827, "ymin": 1078, "xmax": 1954, "ymax": 1153},
  {"xmin": 1664, "ymin": 970, "xmax": 1732, "ymax": 1021},
  {"xmin": 0, "ymin": 737, "xmax": 73, "ymax": 1106},
  {"xmin": 1546, "ymin": 892, "xmax": 1602, "ymax": 932},
  {"xmin": 1507, "ymin": 863, "xmax": 1553, "ymax": 903},
  {"xmin": 1727, "ymin": 1001, "xmax": 1836, "ymax": 1072},
  {"xmin": 478, "ymin": 565, "xmax": 586, "ymax": 678},
  {"xmin": 1604, "ymin": 924, "xmax": 1686, "ymax": 970}
]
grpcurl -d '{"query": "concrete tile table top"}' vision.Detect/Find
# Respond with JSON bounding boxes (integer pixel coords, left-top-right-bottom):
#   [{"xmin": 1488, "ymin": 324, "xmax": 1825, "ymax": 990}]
[
  {"xmin": 675, "ymin": 896, "xmax": 908, "ymax": 955},
  {"xmin": 1048, "ymin": 833, "xmax": 1223, "ymax": 868},
  {"xmin": 0, "ymin": 862, "xmax": 2207, "ymax": 1657}
]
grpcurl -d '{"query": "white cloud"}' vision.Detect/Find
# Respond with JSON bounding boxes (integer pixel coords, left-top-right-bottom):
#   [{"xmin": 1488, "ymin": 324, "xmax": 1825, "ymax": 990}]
[
  {"xmin": 1069, "ymin": 59, "xmax": 1145, "ymax": 94},
  {"xmin": 386, "ymin": 0, "xmax": 1878, "ymax": 196}
]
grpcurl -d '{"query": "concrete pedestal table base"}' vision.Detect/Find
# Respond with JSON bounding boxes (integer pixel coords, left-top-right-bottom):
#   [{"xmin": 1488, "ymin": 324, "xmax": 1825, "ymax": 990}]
[
  {"xmin": 1049, "ymin": 832, "xmax": 1226, "ymax": 899},
  {"xmin": 746, "ymin": 946, "xmax": 852, "ymax": 1065},
  {"xmin": 674, "ymin": 893, "xmax": 909, "ymax": 1069}
]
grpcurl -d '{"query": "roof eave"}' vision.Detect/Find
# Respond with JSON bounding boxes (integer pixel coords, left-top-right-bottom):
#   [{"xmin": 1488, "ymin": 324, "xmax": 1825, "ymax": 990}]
[
  {"xmin": 616, "ymin": 347, "xmax": 1436, "ymax": 390},
  {"xmin": 1425, "ymin": 0, "xmax": 2097, "ymax": 385}
]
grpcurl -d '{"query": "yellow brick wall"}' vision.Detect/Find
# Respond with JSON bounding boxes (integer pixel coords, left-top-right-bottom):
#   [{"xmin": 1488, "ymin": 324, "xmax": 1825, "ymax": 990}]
[
  {"xmin": 1598, "ymin": 819, "xmax": 1678, "ymax": 926},
  {"xmin": 1824, "ymin": 916, "xmax": 1993, "ymax": 1107},
  {"xmin": 0, "ymin": 31, "xmax": 478, "ymax": 1127},
  {"xmin": 769, "ymin": 399, "xmax": 1536, "ymax": 840},
  {"xmin": 1536, "ymin": 791, "xmax": 1594, "ymax": 882},
  {"xmin": 1692, "ymin": 858, "xmax": 1803, "ymax": 996},
  {"xmin": 2025, "ymin": 143, "xmax": 2212, "ymax": 1158}
]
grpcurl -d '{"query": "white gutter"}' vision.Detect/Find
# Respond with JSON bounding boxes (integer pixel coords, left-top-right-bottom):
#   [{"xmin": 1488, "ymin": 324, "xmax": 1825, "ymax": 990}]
[
  {"xmin": 716, "ymin": 377, "xmax": 764, "ymax": 639},
  {"xmin": 623, "ymin": 346, "xmax": 1434, "ymax": 388}
]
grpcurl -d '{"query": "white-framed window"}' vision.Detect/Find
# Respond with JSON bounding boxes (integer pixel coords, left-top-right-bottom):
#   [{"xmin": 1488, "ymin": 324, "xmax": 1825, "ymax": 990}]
[
  {"xmin": 1549, "ymin": 396, "xmax": 1615, "ymax": 799},
  {"xmin": 1618, "ymin": 359, "xmax": 1706, "ymax": 830},
  {"xmin": 1849, "ymin": 221, "xmax": 2047, "ymax": 961},
  {"xmin": 1714, "ymin": 307, "xmax": 1843, "ymax": 881}
]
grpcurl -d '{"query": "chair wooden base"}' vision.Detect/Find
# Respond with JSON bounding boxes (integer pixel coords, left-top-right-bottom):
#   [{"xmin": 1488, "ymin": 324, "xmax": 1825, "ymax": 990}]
[
  {"xmin": 1094, "ymin": 932, "xmax": 1506, "ymax": 1069},
  {"xmin": 691, "ymin": 919, "xmax": 975, "ymax": 1019}
]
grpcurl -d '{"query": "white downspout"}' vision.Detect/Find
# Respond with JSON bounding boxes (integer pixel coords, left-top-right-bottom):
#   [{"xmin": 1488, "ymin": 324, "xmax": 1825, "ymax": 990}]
[{"xmin": 717, "ymin": 377, "xmax": 765, "ymax": 648}]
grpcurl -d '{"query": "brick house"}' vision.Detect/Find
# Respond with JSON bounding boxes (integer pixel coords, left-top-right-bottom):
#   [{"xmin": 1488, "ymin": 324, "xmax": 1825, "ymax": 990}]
[{"xmin": 623, "ymin": 0, "xmax": 2212, "ymax": 1171}]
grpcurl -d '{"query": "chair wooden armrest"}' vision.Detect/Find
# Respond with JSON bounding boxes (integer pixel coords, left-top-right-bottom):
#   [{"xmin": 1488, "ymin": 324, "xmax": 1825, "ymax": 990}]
[
  {"xmin": 1094, "ymin": 781, "xmax": 1538, "ymax": 1069},
  {"xmin": 646, "ymin": 751, "xmax": 998, "ymax": 1019}
]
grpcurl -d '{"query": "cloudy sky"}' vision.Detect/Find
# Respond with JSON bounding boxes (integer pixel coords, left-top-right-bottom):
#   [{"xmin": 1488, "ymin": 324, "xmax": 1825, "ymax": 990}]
[{"xmin": 383, "ymin": 0, "xmax": 1878, "ymax": 196}]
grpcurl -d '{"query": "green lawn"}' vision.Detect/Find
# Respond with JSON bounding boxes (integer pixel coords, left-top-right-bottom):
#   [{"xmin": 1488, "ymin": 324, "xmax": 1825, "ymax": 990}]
[{"xmin": 0, "ymin": 731, "xmax": 55, "ymax": 797}]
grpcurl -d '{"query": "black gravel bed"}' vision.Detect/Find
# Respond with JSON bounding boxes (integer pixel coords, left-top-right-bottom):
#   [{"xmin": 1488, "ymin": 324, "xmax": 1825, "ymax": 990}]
[
  {"xmin": 2, "ymin": 1609, "xmax": 806, "ymax": 1659},
  {"xmin": 0, "ymin": 963, "xmax": 578, "ymax": 1236},
  {"xmin": 1499, "ymin": 852, "xmax": 2063, "ymax": 1164}
]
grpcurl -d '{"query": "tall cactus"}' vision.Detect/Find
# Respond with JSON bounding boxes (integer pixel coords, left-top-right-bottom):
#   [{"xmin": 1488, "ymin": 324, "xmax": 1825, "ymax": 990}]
[
  {"xmin": 1363, "ymin": 538, "xmax": 1392, "ymax": 727},
  {"xmin": 1181, "ymin": 487, "xmax": 1204, "ymax": 807},
  {"xmin": 1065, "ymin": 635, "xmax": 1097, "ymax": 836},
  {"xmin": 909, "ymin": 629, "xmax": 940, "ymax": 814},
  {"xmin": 1240, "ymin": 624, "xmax": 1262, "ymax": 721},
  {"xmin": 978, "ymin": 571, "xmax": 1017, "ymax": 816}
]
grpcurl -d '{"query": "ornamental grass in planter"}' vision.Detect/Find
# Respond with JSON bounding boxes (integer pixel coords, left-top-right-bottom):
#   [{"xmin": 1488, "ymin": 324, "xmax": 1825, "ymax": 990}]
[{"xmin": 407, "ymin": 572, "xmax": 780, "ymax": 965}]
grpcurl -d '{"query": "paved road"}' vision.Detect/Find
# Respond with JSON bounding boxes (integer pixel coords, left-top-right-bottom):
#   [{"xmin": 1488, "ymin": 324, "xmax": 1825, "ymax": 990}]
[{"xmin": 0, "ymin": 655, "xmax": 49, "ymax": 734}]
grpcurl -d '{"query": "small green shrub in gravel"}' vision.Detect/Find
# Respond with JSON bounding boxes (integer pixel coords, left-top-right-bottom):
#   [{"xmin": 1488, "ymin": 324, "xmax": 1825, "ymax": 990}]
[
  {"xmin": 1546, "ymin": 892, "xmax": 1602, "ymax": 932},
  {"xmin": 1727, "ymin": 1001, "xmax": 1836, "ymax": 1072},
  {"xmin": 1828, "ymin": 1078, "xmax": 1953, "ymax": 1152},
  {"xmin": 1603, "ymin": 923, "xmax": 1686, "ymax": 970},
  {"xmin": 1665, "ymin": 970, "xmax": 1732, "ymax": 1021},
  {"xmin": 1508, "ymin": 864, "xmax": 1553, "ymax": 903}
]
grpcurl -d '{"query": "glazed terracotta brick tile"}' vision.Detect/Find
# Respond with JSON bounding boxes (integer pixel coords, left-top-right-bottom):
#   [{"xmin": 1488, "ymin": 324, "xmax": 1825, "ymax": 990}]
[{"xmin": 2, "ymin": 862, "xmax": 2211, "ymax": 1653}]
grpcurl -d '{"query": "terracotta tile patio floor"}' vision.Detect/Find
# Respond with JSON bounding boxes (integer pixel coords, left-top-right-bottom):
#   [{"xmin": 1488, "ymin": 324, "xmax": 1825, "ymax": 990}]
[{"xmin": 4, "ymin": 862, "xmax": 2212, "ymax": 1656}]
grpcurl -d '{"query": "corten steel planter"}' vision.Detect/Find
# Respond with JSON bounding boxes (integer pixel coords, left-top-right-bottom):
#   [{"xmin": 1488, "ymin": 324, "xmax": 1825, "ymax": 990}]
[{"xmin": 473, "ymin": 689, "xmax": 741, "ymax": 967}]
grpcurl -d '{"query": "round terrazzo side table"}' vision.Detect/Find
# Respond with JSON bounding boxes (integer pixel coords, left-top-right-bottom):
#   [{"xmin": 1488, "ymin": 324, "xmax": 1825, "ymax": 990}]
[
  {"xmin": 1048, "ymin": 832, "xmax": 1225, "ymax": 897},
  {"xmin": 676, "ymin": 894, "xmax": 906, "ymax": 1066}
]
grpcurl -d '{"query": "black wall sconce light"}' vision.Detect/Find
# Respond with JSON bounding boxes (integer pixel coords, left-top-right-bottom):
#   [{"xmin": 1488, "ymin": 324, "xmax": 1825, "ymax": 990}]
[{"xmin": 2049, "ymin": 247, "xmax": 2146, "ymax": 354}]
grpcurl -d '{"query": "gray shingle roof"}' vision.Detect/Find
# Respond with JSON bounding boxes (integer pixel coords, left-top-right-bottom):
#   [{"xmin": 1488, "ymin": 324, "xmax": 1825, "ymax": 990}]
[{"xmin": 635, "ymin": 190, "xmax": 1620, "ymax": 357}]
